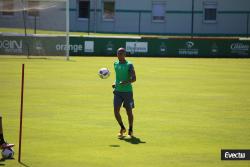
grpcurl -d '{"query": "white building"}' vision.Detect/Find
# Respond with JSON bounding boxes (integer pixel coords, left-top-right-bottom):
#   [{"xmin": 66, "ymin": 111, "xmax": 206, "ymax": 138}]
[{"xmin": 0, "ymin": 0, "xmax": 250, "ymax": 36}]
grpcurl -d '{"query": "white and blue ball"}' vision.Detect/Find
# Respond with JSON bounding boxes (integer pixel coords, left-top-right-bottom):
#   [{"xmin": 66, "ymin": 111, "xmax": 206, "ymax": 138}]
[
  {"xmin": 1, "ymin": 148, "xmax": 14, "ymax": 159},
  {"xmin": 98, "ymin": 68, "xmax": 110, "ymax": 79}
]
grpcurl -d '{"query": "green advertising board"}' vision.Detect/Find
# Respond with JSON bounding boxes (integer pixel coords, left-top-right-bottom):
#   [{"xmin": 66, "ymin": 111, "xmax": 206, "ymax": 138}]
[
  {"xmin": 147, "ymin": 38, "xmax": 250, "ymax": 57},
  {"xmin": 0, "ymin": 35, "xmax": 66, "ymax": 56},
  {"xmin": 1, "ymin": 35, "xmax": 250, "ymax": 57},
  {"xmin": 70, "ymin": 36, "xmax": 250, "ymax": 57}
]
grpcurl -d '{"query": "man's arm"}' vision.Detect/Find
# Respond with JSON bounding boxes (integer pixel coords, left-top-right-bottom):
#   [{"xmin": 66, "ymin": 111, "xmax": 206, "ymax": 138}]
[
  {"xmin": 129, "ymin": 67, "xmax": 136, "ymax": 83},
  {"xmin": 119, "ymin": 64, "xmax": 136, "ymax": 85},
  {"xmin": 112, "ymin": 82, "xmax": 116, "ymax": 88}
]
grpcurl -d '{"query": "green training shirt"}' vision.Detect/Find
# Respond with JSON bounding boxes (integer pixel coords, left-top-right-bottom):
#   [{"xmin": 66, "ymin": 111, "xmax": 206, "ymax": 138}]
[{"xmin": 114, "ymin": 60, "xmax": 133, "ymax": 92}]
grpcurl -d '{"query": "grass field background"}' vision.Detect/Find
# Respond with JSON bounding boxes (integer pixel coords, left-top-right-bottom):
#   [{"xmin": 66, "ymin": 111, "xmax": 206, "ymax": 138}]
[
  {"xmin": 1, "ymin": 27, "xmax": 241, "ymax": 39},
  {"xmin": 0, "ymin": 56, "xmax": 250, "ymax": 167}
]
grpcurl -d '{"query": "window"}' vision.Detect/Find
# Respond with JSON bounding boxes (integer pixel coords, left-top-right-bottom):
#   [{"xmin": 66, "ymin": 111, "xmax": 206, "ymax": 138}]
[
  {"xmin": 2, "ymin": 0, "xmax": 14, "ymax": 16},
  {"xmin": 203, "ymin": 1, "xmax": 217, "ymax": 23},
  {"xmin": 204, "ymin": 8, "xmax": 216, "ymax": 21},
  {"xmin": 79, "ymin": 0, "xmax": 90, "ymax": 19},
  {"xmin": 152, "ymin": 2, "xmax": 165, "ymax": 22},
  {"xmin": 103, "ymin": 1, "xmax": 115, "ymax": 21},
  {"xmin": 27, "ymin": 1, "xmax": 39, "ymax": 17}
]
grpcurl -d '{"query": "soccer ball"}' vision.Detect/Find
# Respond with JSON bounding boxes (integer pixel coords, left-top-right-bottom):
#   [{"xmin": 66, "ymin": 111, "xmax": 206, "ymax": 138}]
[
  {"xmin": 1, "ymin": 148, "xmax": 14, "ymax": 159},
  {"xmin": 98, "ymin": 68, "xmax": 110, "ymax": 79}
]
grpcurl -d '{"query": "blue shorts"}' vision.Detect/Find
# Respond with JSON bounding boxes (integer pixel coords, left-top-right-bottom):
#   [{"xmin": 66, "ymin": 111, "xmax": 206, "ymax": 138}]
[{"xmin": 113, "ymin": 91, "xmax": 135, "ymax": 110}]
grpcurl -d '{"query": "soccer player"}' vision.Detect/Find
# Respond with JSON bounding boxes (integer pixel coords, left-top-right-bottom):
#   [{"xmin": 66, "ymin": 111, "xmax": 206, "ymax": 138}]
[
  {"xmin": 112, "ymin": 47, "xmax": 136, "ymax": 138},
  {"xmin": 0, "ymin": 115, "xmax": 14, "ymax": 149}
]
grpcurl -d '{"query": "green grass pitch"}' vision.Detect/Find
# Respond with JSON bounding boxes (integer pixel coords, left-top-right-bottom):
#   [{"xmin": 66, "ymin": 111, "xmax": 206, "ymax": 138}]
[{"xmin": 0, "ymin": 56, "xmax": 250, "ymax": 167}]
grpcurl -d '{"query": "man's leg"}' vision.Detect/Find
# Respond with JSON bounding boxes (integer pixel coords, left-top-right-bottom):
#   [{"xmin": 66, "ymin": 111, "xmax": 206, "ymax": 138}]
[
  {"xmin": 114, "ymin": 107, "xmax": 125, "ymax": 129},
  {"xmin": 114, "ymin": 107, "xmax": 126, "ymax": 137},
  {"xmin": 126, "ymin": 109, "xmax": 134, "ymax": 136},
  {"xmin": 114, "ymin": 92, "xmax": 126, "ymax": 137},
  {"xmin": 124, "ymin": 92, "xmax": 134, "ymax": 136},
  {"xmin": 0, "ymin": 116, "xmax": 5, "ymax": 145},
  {"xmin": 0, "ymin": 116, "xmax": 14, "ymax": 149}
]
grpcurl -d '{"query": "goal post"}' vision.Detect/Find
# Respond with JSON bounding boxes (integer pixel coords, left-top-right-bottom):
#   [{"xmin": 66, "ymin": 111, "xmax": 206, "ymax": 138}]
[
  {"xmin": 66, "ymin": 0, "xmax": 69, "ymax": 60},
  {"xmin": 0, "ymin": 0, "xmax": 70, "ymax": 60}
]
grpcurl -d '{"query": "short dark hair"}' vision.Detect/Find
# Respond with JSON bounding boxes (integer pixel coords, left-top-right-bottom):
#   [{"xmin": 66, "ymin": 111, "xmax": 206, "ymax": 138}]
[{"xmin": 117, "ymin": 47, "xmax": 126, "ymax": 54}]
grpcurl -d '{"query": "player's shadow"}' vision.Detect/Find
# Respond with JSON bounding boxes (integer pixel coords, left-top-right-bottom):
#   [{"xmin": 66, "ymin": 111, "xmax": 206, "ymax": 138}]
[
  {"xmin": 0, "ymin": 159, "xmax": 4, "ymax": 166},
  {"xmin": 0, "ymin": 158, "xmax": 8, "ymax": 166},
  {"xmin": 0, "ymin": 158, "xmax": 30, "ymax": 167},
  {"xmin": 0, "ymin": 157, "xmax": 14, "ymax": 166},
  {"xmin": 119, "ymin": 136, "xmax": 146, "ymax": 145}
]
